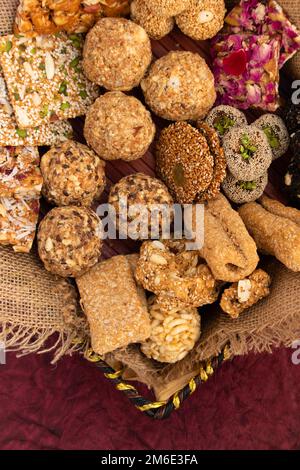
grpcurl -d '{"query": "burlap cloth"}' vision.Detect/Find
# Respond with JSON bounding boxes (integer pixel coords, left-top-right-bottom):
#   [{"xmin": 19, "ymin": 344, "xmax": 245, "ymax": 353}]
[
  {"xmin": 0, "ymin": 0, "xmax": 19, "ymax": 36},
  {"xmin": 0, "ymin": 246, "xmax": 89, "ymax": 363}
]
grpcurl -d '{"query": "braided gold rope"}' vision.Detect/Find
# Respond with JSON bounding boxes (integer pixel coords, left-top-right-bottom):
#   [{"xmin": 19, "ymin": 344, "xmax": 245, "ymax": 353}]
[{"xmin": 84, "ymin": 344, "xmax": 231, "ymax": 417}]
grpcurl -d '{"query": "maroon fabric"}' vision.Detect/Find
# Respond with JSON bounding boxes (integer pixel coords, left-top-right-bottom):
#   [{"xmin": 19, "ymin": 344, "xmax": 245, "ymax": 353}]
[{"xmin": 0, "ymin": 348, "xmax": 300, "ymax": 450}]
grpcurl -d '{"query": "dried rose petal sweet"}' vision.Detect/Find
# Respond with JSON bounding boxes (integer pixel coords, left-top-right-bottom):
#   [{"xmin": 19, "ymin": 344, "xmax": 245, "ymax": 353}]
[
  {"xmin": 212, "ymin": 33, "xmax": 280, "ymax": 111},
  {"xmin": 225, "ymin": 0, "xmax": 300, "ymax": 68}
]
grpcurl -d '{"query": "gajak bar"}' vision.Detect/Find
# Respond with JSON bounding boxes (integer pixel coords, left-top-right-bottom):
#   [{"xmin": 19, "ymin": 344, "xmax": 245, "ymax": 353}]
[{"xmin": 76, "ymin": 255, "xmax": 151, "ymax": 355}]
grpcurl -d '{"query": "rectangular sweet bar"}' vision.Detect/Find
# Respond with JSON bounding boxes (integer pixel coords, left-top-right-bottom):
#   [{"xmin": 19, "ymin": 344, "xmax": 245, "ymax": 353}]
[
  {"xmin": 212, "ymin": 33, "xmax": 280, "ymax": 111},
  {"xmin": 0, "ymin": 146, "xmax": 42, "ymax": 199},
  {"xmin": 14, "ymin": 1, "xmax": 131, "ymax": 36},
  {"xmin": 0, "ymin": 33, "xmax": 99, "ymax": 128},
  {"xmin": 0, "ymin": 67, "xmax": 73, "ymax": 146},
  {"xmin": 0, "ymin": 195, "xmax": 40, "ymax": 253},
  {"xmin": 76, "ymin": 255, "xmax": 151, "ymax": 355}
]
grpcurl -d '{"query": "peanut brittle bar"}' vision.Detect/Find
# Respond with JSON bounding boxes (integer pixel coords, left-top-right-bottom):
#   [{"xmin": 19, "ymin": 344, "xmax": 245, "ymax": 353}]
[
  {"xmin": 14, "ymin": 1, "xmax": 131, "ymax": 36},
  {"xmin": 0, "ymin": 195, "xmax": 40, "ymax": 253},
  {"xmin": 0, "ymin": 33, "xmax": 99, "ymax": 128},
  {"xmin": 0, "ymin": 68, "xmax": 73, "ymax": 146},
  {"xmin": 0, "ymin": 146, "xmax": 42, "ymax": 199},
  {"xmin": 76, "ymin": 255, "xmax": 151, "ymax": 355}
]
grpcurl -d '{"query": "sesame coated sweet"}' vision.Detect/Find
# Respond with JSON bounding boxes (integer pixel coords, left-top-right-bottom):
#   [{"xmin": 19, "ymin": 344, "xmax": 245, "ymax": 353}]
[
  {"xmin": 176, "ymin": 0, "xmax": 226, "ymax": 41},
  {"xmin": 0, "ymin": 33, "xmax": 99, "ymax": 129},
  {"xmin": 223, "ymin": 125, "xmax": 272, "ymax": 181},
  {"xmin": 195, "ymin": 121, "xmax": 226, "ymax": 202},
  {"xmin": 84, "ymin": 91, "xmax": 155, "ymax": 161},
  {"xmin": 147, "ymin": 0, "xmax": 191, "ymax": 17},
  {"xmin": 83, "ymin": 17, "xmax": 152, "ymax": 91},
  {"xmin": 252, "ymin": 114, "xmax": 290, "ymax": 160},
  {"xmin": 131, "ymin": 0, "xmax": 174, "ymax": 40},
  {"xmin": 222, "ymin": 172, "xmax": 268, "ymax": 204},
  {"xmin": 141, "ymin": 51, "xmax": 216, "ymax": 121},
  {"xmin": 38, "ymin": 206, "xmax": 103, "ymax": 278},
  {"xmin": 41, "ymin": 140, "xmax": 106, "ymax": 207},
  {"xmin": 108, "ymin": 173, "xmax": 174, "ymax": 240},
  {"xmin": 205, "ymin": 105, "xmax": 247, "ymax": 141},
  {"xmin": 156, "ymin": 122, "xmax": 214, "ymax": 204}
]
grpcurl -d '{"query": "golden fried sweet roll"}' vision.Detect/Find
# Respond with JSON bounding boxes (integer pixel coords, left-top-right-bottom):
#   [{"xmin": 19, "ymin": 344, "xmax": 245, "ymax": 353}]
[
  {"xmin": 186, "ymin": 194, "xmax": 259, "ymax": 282},
  {"xmin": 239, "ymin": 196, "xmax": 300, "ymax": 272}
]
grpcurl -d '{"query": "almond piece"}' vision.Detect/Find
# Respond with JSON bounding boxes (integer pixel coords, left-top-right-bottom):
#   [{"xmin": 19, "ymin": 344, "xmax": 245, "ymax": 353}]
[
  {"xmin": 45, "ymin": 52, "xmax": 55, "ymax": 80},
  {"xmin": 198, "ymin": 11, "xmax": 214, "ymax": 24},
  {"xmin": 237, "ymin": 279, "xmax": 252, "ymax": 303}
]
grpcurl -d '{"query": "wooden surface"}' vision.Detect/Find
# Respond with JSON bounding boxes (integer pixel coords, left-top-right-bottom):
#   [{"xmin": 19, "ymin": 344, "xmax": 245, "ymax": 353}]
[{"xmin": 71, "ymin": 27, "xmax": 293, "ymax": 260}]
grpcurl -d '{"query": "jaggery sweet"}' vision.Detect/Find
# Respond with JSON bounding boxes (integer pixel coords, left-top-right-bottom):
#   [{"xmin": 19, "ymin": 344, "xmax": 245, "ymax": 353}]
[
  {"xmin": 83, "ymin": 18, "xmax": 152, "ymax": 91},
  {"xmin": 156, "ymin": 122, "xmax": 225, "ymax": 204},
  {"xmin": 223, "ymin": 125, "xmax": 272, "ymax": 181},
  {"xmin": 131, "ymin": 0, "xmax": 174, "ymax": 39},
  {"xmin": 252, "ymin": 114, "xmax": 289, "ymax": 160},
  {"xmin": 141, "ymin": 51, "xmax": 216, "ymax": 121},
  {"xmin": 135, "ymin": 240, "xmax": 220, "ymax": 310},
  {"xmin": 38, "ymin": 206, "xmax": 103, "ymax": 277},
  {"xmin": 187, "ymin": 194, "xmax": 259, "ymax": 282},
  {"xmin": 41, "ymin": 140, "xmax": 106, "ymax": 207},
  {"xmin": 222, "ymin": 172, "xmax": 268, "ymax": 204},
  {"xmin": 84, "ymin": 91, "xmax": 155, "ymax": 161},
  {"xmin": 140, "ymin": 296, "xmax": 201, "ymax": 364},
  {"xmin": 205, "ymin": 105, "xmax": 247, "ymax": 140},
  {"xmin": 108, "ymin": 173, "xmax": 174, "ymax": 240},
  {"xmin": 147, "ymin": 0, "xmax": 191, "ymax": 17},
  {"xmin": 239, "ymin": 196, "xmax": 300, "ymax": 272},
  {"xmin": 176, "ymin": 0, "xmax": 226, "ymax": 41},
  {"xmin": 76, "ymin": 255, "xmax": 151, "ymax": 355},
  {"xmin": 220, "ymin": 269, "xmax": 271, "ymax": 318}
]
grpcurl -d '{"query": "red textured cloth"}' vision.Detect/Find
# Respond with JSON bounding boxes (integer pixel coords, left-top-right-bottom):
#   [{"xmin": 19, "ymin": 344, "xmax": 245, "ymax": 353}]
[{"xmin": 0, "ymin": 348, "xmax": 300, "ymax": 450}]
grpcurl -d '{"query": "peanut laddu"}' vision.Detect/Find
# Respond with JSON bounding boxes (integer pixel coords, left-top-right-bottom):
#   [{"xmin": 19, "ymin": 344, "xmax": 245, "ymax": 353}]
[{"xmin": 220, "ymin": 269, "xmax": 271, "ymax": 319}]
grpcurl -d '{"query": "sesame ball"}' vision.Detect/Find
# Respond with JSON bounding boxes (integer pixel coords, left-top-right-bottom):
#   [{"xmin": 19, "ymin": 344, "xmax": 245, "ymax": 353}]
[
  {"xmin": 147, "ymin": 0, "xmax": 191, "ymax": 17},
  {"xmin": 156, "ymin": 122, "xmax": 214, "ymax": 204},
  {"xmin": 41, "ymin": 140, "xmax": 106, "ymax": 207},
  {"xmin": 284, "ymin": 103, "xmax": 300, "ymax": 134},
  {"xmin": 83, "ymin": 18, "xmax": 152, "ymax": 91},
  {"xmin": 290, "ymin": 130, "xmax": 300, "ymax": 161},
  {"xmin": 222, "ymin": 172, "xmax": 268, "ymax": 204},
  {"xmin": 176, "ymin": 0, "xmax": 226, "ymax": 41},
  {"xmin": 141, "ymin": 51, "xmax": 216, "ymax": 121},
  {"xmin": 222, "ymin": 125, "xmax": 272, "ymax": 181},
  {"xmin": 252, "ymin": 114, "xmax": 290, "ymax": 160},
  {"xmin": 131, "ymin": 0, "xmax": 174, "ymax": 39},
  {"xmin": 108, "ymin": 173, "xmax": 174, "ymax": 240},
  {"xmin": 84, "ymin": 91, "xmax": 155, "ymax": 161},
  {"xmin": 38, "ymin": 206, "xmax": 103, "ymax": 278},
  {"xmin": 205, "ymin": 105, "xmax": 247, "ymax": 140}
]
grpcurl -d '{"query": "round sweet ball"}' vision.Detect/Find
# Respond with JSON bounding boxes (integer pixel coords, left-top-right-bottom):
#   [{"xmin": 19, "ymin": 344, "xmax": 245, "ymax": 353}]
[
  {"xmin": 222, "ymin": 172, "xmax": 268, "ymax": 204},
  {"xmin": 176, "ymin": 0, "xmax": 226, "ymax": 41},
  {"xmin": 147, "ymin": 0, "xmax": 191, "ymax": 17},
  {"xmin": 156, "ymin": 122, "xmax": 215, "ymax": 204},
  {"xmin": 41, "ymin": 140, "xmax": 106, "ymax": 207},
  {"xmin": 84, "ymin": 91, "xmax": 155, "ymax": 161},
  {"xmin": 131, "ymin": 0, "xmax": 174, "ymax": 40},
  {"xmin": 205, "ymin": 105, "xmax": 247, "ymax": 140},
  {"xmin": 252, "ymin": 114, "xmax": 290, "ymax": 160},
  {"xmin": 222, "ymin": 126, "xmax": 272, "ymax": 181},
  {"xmin": 38, "ymin": 206, "xmax": 103, "ymax": 278},
  {"xmin": 83, "ymin": 18, "xmax": 152, "ymax": 91},
  {"xmin": 108, "ymin": 173, "xmax": 174, "ymax": 240},
  {"xmin": 141, "ymin": 51, "xmax": 216, "ymax": 121}
]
